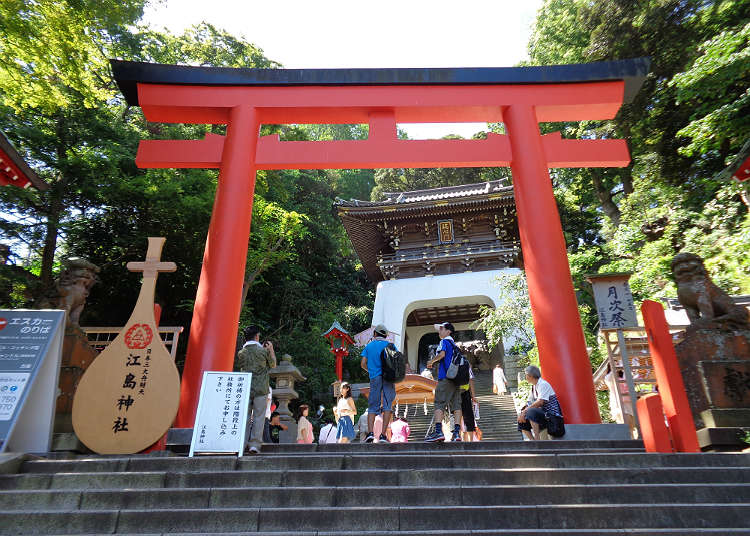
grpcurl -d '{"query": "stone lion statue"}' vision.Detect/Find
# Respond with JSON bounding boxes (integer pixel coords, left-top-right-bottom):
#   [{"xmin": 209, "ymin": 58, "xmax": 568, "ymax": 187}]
[
  {"xmin": 671, "ymin": 252, "xmax": 749, "ymax": 330},
  {"xmin": 35, "ymin": 257, "xmax": 100, "ymax": 327}
]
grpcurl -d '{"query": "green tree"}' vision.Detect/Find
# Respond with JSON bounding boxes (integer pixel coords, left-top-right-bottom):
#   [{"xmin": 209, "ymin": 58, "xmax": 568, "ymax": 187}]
[
  {"xmin": 525, "ymin": 0, "xmax": 750, "ymax": 310},
  {"xmin": 0, "ymin": 0, "xmax": 149, "ymax": 288},
  {"xmin": 0, "ymin": 0, "xmax": 147, "ymax": 112},
  {"xmin": 240, "ymin": 198, "xmax": 308, "ymax": 306},
  {"xmin": 477, "ymin": 273, "xmax": 535, "ymax": 356}
]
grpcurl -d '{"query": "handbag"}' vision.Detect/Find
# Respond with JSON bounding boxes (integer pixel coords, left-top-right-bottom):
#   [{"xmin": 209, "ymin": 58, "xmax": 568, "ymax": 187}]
[{"xmin": 546, "ymin": 414, "xmax": 565, "ymax": 438}]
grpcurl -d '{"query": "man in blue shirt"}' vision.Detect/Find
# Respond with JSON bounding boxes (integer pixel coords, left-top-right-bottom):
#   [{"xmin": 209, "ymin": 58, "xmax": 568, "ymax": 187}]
[
  {"xmin": 360, "ymin": 324, "xmax": 395, "ymax": 443},
  {"xmin": 424, "ymin": 321, "xmax": 463, "ymax": 442}
]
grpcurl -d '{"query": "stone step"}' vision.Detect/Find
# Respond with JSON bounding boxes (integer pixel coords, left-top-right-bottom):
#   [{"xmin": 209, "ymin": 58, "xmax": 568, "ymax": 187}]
[
  {"xmin": 23, "ymin": 528, "xmax": 750, "ymax": 536},
  {"xmin": 18, "ymin": 452, "xmax": 750, "ymax": 473},
  {"xmin": 2, "ymin": 483, "xmax": 750, "ymax": 511},
  {"xmin": 4, "ymin": 466, "xmax": 750, "ymax": 490},
  {"xmin": 402, "ymin": 387, "xmax": 520, "ymax": 442},
  {"xmin": 2, "ymin": 504, "xmax": 750, "ymax": 534},
  {"xmin": 255, "ymin": 439, "xmax": 645, "ymax": 453}
]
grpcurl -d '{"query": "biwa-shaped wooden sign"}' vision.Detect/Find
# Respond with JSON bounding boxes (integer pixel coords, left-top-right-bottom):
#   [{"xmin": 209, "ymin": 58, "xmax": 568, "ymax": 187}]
[{"xmin": 73, "ymin": 237, "xmax": 180, "ymax": 454}]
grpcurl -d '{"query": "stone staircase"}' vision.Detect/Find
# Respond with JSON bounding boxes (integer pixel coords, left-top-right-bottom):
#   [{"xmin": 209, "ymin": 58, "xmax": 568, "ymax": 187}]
[
  {"xmin": 405, "ymin": 370, "xmax": 520, "ymax": 441},
  {"xmin": 2, "ymin": 441, "xmax": 750, "ymax": 534}
]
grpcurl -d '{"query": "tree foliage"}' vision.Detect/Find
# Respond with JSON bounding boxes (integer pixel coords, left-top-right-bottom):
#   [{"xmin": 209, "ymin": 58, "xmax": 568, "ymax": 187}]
[
  {"xmin": 1, "ymin": 0, "xmax": 748, "ymax": 416},
  {"xmin": 0, "ymin": 7, "xmax": 372, "ymax": 411},
  {"xmin": 477, "ymin": 273, "xmax": 535, "ymax": 355},
  {"xmin": 526, "ymin": 0, "xmax": 749, "ymax": 309}
]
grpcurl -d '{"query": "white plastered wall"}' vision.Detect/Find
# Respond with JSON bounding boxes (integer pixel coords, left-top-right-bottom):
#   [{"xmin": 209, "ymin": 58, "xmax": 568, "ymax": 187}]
[{"xmin": 371, "ymin": 268, "xmax": 523, "ymax": 366}]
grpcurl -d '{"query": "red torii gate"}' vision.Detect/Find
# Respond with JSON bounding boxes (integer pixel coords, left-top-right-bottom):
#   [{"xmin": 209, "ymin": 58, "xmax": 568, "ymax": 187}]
[{"xmin": 112, "ymin": 58, "xmax": 649, "ymax": 428}]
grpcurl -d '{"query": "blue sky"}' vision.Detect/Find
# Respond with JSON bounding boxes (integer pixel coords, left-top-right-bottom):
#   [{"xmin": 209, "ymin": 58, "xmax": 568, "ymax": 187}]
[{"xmin": 144, "ymin": 0, "xmax": 543, "ymax": 139}]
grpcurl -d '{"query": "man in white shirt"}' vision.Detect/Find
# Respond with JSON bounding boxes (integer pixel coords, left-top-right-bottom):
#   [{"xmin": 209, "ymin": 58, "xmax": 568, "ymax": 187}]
[
  {"xmin": 517, "ymin": 365, "xmax": 563, "ymax": 440},
  {"xmin": 318, "ymin": 419, "xmax": 337, "ymax": 444}
]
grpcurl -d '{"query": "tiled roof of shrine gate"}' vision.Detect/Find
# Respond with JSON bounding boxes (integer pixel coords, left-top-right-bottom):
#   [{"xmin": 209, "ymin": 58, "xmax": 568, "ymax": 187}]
[
  {"xmin": 336, "ymin": 180, "xmax": 513, "ymax": 209},
  {"xmin": 336, "ymin": 180, "xmax": 518, "ymax": 283}
]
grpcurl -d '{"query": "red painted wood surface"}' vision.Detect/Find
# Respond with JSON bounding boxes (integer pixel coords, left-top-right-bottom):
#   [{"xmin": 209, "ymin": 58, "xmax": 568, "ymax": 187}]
[
  {"xmin": 637, "ymin": 393, "xmax": 673, "ymax": 453},
  {"xmin": 505, "ymin": 104, "xmax": 600, "ymax": 424},
  {"xmin": 175, "ymin": 105, "xmax": 261, "ymax": 428},
  {"xmin": 136, "ymin": 130, "xmax": 629, "ymax": 170},
  {"xmin": 641, "ymin": 300, "xmax": 700, "ymax": 452},
  {"xmin": 136, "ymin": 81, "xmax": 626, "ymax": 124},
  {"xmin": 0, "ymin": 147, "xmax": 31, "ymax": 188},
  {"xmin": 134, "ymin": 81, "xmax": 632, "ymax": 427}
]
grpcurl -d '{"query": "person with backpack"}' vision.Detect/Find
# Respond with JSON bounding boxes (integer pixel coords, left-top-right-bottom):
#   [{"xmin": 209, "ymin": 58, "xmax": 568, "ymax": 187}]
[
  {"xmin": 360, "ymin": 324, "xmax": 395, "ymax": 443},
  {"xmin": 424, "ymin": 321, "xmax": 464, "ymax": 442}
]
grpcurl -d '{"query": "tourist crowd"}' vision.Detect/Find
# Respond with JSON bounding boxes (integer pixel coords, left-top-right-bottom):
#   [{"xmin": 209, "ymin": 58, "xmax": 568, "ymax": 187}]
[{"xmin": 235, "ymin": 322, "xmax": 564, "ymax": 452}]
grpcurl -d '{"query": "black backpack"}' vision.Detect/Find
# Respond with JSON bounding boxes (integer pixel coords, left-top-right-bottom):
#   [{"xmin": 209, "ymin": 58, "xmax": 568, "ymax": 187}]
[
  {"xmin": 446, "ymin": 341, "xmax": 470, "ymax": 385},
  {"xmin": 381, "ymin": 343, "xmax": 406, "ymax": 383}
]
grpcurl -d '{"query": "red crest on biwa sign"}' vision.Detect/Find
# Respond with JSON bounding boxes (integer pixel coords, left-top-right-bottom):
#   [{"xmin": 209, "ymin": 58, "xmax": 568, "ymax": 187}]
[{"xmin": 125, "ymin": 324, "xmax": 153, "ymax": 349}]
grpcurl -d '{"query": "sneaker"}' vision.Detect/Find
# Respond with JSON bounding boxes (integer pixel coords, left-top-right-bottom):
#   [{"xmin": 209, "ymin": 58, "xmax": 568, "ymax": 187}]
[
  {"xmin": 379, "ymin": 434, "xmax": 389, "ymax": 443},
  {"xmin": 424, "ymin": 428, "xmax": 445, "ymax": 443},
  {"xmin": 249, "ymin": 446, "xmax": 260, "ymax": 455},
  {"xmin": 451, "ymin": 431, "xmax": 462, "ymax": 442},
  {"xmin": 364, "ymin": 433, "xmax": 375, "ymax": 443}
]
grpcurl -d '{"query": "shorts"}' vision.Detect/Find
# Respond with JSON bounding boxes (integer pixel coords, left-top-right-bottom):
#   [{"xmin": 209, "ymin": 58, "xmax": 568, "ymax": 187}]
[
  {"xmin": 368, "ymin": 375, "xmax": 396, "ymax": 415},
  {"xmin": 461, "ymin": 389, "xmax": 476, "ymax": 432},
  {"xmin": 336, "ymin": 415, "xmax": 355, "ymax": 440},
  {"xmin": 434, "ymin": 379, "xmax": 462, "ymax": 413},
  {"xmin": 517, "ymin": 407, "xmax": 548, "ymax": 432}
]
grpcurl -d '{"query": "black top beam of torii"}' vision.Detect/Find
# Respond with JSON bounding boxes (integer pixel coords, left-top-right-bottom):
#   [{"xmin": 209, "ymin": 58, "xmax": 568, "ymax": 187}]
[{"xmin": 111, "ymin": 57, "xmax": 651, "ymax": 107}]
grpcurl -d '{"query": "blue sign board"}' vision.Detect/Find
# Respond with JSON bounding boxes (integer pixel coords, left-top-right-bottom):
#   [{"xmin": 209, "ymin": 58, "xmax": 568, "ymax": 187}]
[{"xmin": 0, "ymin": 310, "xmax": 65, "ymax": 452}]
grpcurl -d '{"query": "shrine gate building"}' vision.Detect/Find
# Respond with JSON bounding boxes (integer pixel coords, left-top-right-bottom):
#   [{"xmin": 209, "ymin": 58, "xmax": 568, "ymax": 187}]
[{"xmin": 337, "ymin": 179, "xmax": 522, "ymax": 372}]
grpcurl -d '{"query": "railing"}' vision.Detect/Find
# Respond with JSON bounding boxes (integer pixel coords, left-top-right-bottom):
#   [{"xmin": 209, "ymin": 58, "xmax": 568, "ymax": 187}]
[
  {"xmin": 593, "ymin": 325, "xmax": 688, "ymax": 424},
  {"xmin": 81, "ymin": 326, "xmax": 184, "ymax": 361},
  {"xmin": 378, "ymin": 239, "xmax": 518, "ymax": 266}
]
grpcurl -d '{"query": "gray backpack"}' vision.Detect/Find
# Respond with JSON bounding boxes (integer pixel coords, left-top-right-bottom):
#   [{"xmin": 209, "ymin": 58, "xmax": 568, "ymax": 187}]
[{"xmin": 445, "ymin": 342, "xmax": 470, "ymax": 384}]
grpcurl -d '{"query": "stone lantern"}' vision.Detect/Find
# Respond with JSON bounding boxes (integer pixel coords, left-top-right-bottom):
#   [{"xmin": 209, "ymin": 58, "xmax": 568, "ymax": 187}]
[{"xmin": 269, "ymin": 353, "xmax": 306, "ymax": 443}]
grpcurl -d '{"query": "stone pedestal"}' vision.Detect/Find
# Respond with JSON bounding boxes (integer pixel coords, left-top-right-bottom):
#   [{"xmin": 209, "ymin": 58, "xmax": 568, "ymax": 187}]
[
  {"xmin": 55, "ymin": 326, "xmax": 98, "ymax": 433},
  {"xmin": 269, "ymin": 354, "xmax": 305, "ymax": 444},
  {"xmin": 675, "ymin": 328, "xmax": 750, "ymax": 450}
]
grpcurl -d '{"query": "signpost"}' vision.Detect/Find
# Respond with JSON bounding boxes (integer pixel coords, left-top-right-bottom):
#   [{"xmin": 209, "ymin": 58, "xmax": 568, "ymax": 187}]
[
  {"xmin": 0, "ymin": 309, "xmax": 65, "ymax": 453},
  {"xmin": 586, "ymin": 273, "xmax": 640, "ymax": 429},
  {"xmin": 189, "ymin": 371, "xmax": 252, "ymax": 457}
]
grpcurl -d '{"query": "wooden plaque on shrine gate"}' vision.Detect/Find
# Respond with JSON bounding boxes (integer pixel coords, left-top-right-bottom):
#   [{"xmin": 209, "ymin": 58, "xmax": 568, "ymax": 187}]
[{"xmin": 72, "ymin": 237, "xmax": 181, "ymax": 454}]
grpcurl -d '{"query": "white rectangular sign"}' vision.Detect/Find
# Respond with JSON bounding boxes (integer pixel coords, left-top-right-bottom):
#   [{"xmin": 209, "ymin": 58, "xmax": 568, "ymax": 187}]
[
  {"xmin": 189, "ymin": 371, "xmax": 252, "ymax": 456},
  {"xmin": 590, "ymin": 277, "xmax": 638, "ymax": 330}
]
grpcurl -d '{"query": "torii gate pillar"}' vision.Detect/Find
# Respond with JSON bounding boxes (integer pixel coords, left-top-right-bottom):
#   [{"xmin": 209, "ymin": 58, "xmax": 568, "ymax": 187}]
[
  {"xmin": 506, "ymin": 105, "xmax": 600, "ymax": 423},
  {"xmin": 175, "ymin": 106, "xmax": 259, "ymax": 427}
]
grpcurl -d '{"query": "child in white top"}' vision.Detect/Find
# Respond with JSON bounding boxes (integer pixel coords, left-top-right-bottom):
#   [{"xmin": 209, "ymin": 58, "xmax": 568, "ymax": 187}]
[{"xmin": 333, "ymin": 382, "xmax": 357, "ymax": 443}]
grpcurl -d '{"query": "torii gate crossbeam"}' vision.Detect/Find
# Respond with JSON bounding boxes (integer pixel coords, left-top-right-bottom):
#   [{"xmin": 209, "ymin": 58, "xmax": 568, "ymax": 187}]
[{"xmin": 112, "ymin": 58, "xmax": 650, "ymax": 428}]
